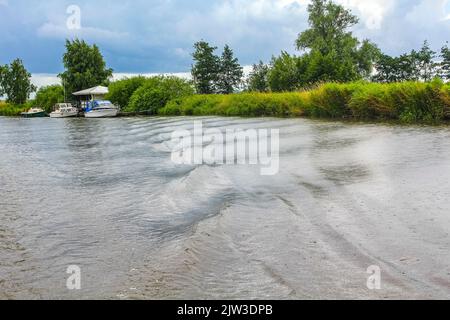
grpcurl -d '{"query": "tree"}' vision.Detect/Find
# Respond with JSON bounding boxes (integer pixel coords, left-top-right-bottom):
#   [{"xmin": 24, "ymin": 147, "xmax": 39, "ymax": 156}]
[
  {"xmin": 0, "ymin": 64, "xmax": 6, "ymax": 97},
  {"xmin": 372, "ymin": 54, "xmax": 414, "ymax": 83},
  {"xmin": 106, "ymin": 76, "xmax": 147, "ymax": 109},
  {"xmin": 34, "ymin": 85, "xmax": 65, "ymax": 113},
  {"xmin": 355, "ymin": 40, "xmax": 381, "ymax": 79},
  {"xmin": 440, "ymin": 43, "xmax": 450, "ymax": 80},
  {"xmin": 268, "ymin": 52, "xmax": 300, "ymax": 92},
  {"xmin": 373, "ymin": 41, "xmax": 439, "ymax": 83},
  {"xmin": 217, "ymin": 45, "xmax": 243, "ymax": 94},
  {"xmin": 59, "ymin": 39, "xmax": 113, "ymax": 97},
  {"xmin": 247, "ymin": 61, "xmax": 270, "ymax": 92},
  {"xmin": 191, "ymin": 41, "xmax": 221, "ymax": 94},
  {"xmin": 295, "ymin": 0, "xmax": 378, "ymax": 83},
  {"xmin": 296, "ymin": 0, "xmax": 359, "ymax": 55},
  {"xmin": 0, "ymin": 59, "xmax": 36, "ymax": 104},
  {"xmin": 415, "ymin": 41, "xmax": 437, "ymax": 82}
]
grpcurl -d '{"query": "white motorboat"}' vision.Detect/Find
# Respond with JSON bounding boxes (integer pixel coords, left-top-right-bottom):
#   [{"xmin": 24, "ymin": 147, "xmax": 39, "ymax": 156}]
[
  {"xmin": 84, "ymin": 100, "xmax": 119, "ymax": 118},
  {"xmin": 50, "ymin": 103, "xmax": 79, "ymax": 118}
]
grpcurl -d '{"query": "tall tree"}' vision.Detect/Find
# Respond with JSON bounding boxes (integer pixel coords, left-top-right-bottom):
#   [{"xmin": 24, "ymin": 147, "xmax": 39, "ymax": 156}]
[
  {"xmin": 217, "ymin": 45, "xmax": 243, "ymax": 94},
  {"xmin": 440, "ymin": 43, "xmax": 450, "ymax": 80},
  {"xmin": 415, "ymin": 40, "xmax": 437, "ymax": 82},
  {"xmin": 0, "ymin": 59, "xmax": 36, "ymax": 104},
  {"xmin": 295, "ymin": 0, "xmax": 378, "ymax": 83},
  {"xmin": 0, "ymin": 64, "xmax": 6, "ymax": 97},
  {"xmin": 191, "ymin": 41, "xmax": 220, "ymax": 94},
  {"xmin": 247, "ymin": 61, "xmax": 270, "ymax": 92},
  {"xmin": 296, "ymin": 0, "xmax": 359, "ymax": 55},
  {"xmin": 268, "ymin": 52, "xmax": 300, "ymax": 92},
  {"xmin": 59, "ymin": 39, "xmax": 113, "ymax": 97}
]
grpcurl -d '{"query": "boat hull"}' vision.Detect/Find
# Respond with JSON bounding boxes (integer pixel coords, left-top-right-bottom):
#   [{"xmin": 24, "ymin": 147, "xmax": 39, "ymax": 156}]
[
  {"xmin": 50, "ymin": 112, "xmax": 78, "ymax": 118},
  {"xmin": 84, "ymin": 109, "xmax": 119, "ymax": 118},
  {"xmin": 21, "ymin": 111, "xmax": 47, "ymax": 118}
]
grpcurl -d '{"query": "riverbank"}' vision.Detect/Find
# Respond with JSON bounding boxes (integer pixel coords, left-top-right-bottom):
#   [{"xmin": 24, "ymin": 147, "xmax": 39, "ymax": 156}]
[
  {"xmin": 160, "ymin": 81, "xmax": 450, "ymax": 124},
  {"xmin": 2, "ymin": 81, "xmax": 450, "ymax": 124},
  {"xmin": 0, "ymin": 102, "xmax": 29, "ymax": 116}
]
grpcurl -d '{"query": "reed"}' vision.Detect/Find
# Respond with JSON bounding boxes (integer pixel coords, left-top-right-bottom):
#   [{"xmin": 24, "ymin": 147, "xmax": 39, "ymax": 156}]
[
  {"xmin": 159, "ymin": 81, "xmax": 450, "ymax": 123},
  {"xmin": 0, "ymin": 102, "xmax": 29, "ymax": 116}
]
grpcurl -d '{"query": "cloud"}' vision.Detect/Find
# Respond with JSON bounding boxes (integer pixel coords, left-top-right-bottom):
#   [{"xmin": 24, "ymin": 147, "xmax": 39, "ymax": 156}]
[
  {"xmin": 1, "ymin": 0, "xmax": 449, "ymax": 73},
  {"xmin": 37, "ymin": 23, "xmax": 129, "ymax": 43}
]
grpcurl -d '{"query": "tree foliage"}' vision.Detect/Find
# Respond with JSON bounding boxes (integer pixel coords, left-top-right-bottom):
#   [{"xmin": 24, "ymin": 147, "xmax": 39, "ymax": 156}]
[
  {"xmin": 0, "ymin": 59, "xmax": 36, "ymax": 104},
  {"xmin": 59, "ymin": 39, "xmax": 113, "ymax": 97},
  {"xmin": 440, "ymin": 43, "xmax": 450, "ymax": 81},
  {"xmin": 106, "ymin": 76, "xmax": 147, "ymax": 109},
  {"xmin": 373, "ymin": 41, "xmax": 438, "ymax": 83},
  {"xmin": 127, "ymin": 76, "xmax": 194, "ymax": 114},
  {"xmin": 34, "ymin": 85, "xmax": 65, "ymax": 113},
  {"xmin": 268, "ymin": 52, "xmax": 301, "ymax": 92},
  {"xmin": 247, "ymin": 61, "xmax": 270, "ymax": 92},
  {"xmin": 191, "ymin": 41, "xmax": 243, "ymax": 94},
  {"xmin": 217, "ymin": 45, "xmax": 243, "ymax": 94},
  {"xmin": 191, "ymin": 41, "xmax": 221, "ymax": 94},
  {"xmin": 295, "ymin": 0, "xmax": 379, "ymax": 83}
]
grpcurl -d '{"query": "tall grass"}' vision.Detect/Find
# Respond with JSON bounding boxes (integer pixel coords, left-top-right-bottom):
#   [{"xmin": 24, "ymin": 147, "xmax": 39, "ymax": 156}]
[
  {"xmin": 160, "ymin": 92, "xmax": 310, "ymax": 117},
  {"xmin": 0, "ymin": 102, "xmax": 30, "ymax": 116},
  {"xmin": 159, "ymin": 81, "xmax": 450, "ymax": 124}
]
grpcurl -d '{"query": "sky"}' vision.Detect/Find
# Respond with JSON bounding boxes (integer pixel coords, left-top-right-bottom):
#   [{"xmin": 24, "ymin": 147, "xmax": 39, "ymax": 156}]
[{"xmin": 0, "ymin": 0, "xmax": 449, "ymax": 88}]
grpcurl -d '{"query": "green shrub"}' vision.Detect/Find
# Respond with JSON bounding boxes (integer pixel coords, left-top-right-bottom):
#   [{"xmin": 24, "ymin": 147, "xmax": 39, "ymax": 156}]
[
  {"xmin": 106, "ymin": 76, "xmax": 147, "ymax": 109},
  {"xmin": 34, "ymin": 85, "xmax": 64, "ymax": 113},
  {"xmin": 0, "ymin": 101, "xmax": 32, "ymax": 116},
  {"xmin": 126, "ymin": 76, "xmax": 194, "ymax": 114}
]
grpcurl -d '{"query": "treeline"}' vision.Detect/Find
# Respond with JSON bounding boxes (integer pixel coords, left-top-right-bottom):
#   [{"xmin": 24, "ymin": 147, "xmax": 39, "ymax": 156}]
[
  {"xmin": 0, "ymin": 39, "xmax": 115, "ymax": 115},
  {"xmin": 193, "ymin": 0, "xmax": 450, "ymax": 93}
]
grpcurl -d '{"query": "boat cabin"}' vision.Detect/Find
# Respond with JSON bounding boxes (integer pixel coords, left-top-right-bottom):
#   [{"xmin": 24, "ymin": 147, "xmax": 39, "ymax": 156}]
[{"xmin": 72, "ymin": 86, "xmax": 109, "ymax": 109}]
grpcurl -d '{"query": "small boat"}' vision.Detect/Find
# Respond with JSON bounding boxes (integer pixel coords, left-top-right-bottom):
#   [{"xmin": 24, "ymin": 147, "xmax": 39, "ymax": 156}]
[
  {"xmin": 21, "ymin": 107, "xmax": 46, "ymax": 118},
  {"xmin": 84, "ymin": 100, "xmax": 119, "ymax": 118},
  {"xmin": 50, "ymin": 103, "xmax": 79, "ymax": 118}
]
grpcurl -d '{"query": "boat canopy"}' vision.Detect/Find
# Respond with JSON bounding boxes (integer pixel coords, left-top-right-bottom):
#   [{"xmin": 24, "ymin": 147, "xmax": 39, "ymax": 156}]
[
  {"xmin": 72, "ymin": 86, "xmax": 109, "ymax": 96},
  {"xmin": 85, "ymin": 100, "xmax": 116, "ymax": 111}
]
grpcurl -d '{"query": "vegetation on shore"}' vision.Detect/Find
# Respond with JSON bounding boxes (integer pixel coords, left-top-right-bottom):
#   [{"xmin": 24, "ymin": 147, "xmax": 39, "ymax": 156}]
[
  {"xmin": 107, "ymin": 76, "xmax": 194, "ymax": 114},
  {"xmin": 0, "ymin": 101, "xmax": 31, "ymax": 116},
  {"xmin": 159, "ymin": 81, "xmax": 450, "ymax": 124}
]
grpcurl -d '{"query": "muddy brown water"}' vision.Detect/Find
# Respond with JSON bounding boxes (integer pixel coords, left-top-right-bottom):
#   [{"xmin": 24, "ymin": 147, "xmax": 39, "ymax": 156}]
[{"xmin": 0, "ymin": 116, "xmax": 449, "ymax": 299}]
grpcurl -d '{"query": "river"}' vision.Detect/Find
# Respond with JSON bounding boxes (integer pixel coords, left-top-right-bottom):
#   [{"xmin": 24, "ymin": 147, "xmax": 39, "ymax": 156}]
[{"xmin": 0, "ymin": 116, "xmax": 449, "ymax": 299}]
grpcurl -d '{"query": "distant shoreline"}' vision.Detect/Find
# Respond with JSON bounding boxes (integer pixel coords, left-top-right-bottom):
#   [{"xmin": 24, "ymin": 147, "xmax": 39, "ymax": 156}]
[{"xmin": 2, "ymin": 81, "xmax": 449, "ymax": 125}]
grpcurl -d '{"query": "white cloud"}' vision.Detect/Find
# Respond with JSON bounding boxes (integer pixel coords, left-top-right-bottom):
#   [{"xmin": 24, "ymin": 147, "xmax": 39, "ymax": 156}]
[
  {"xmin": 336, "ymin": 0, "xmax": 393, "ymax": 29},
  {"xmin": 37, "ymin": 22, "xmax": 129, "ymax": 43}
]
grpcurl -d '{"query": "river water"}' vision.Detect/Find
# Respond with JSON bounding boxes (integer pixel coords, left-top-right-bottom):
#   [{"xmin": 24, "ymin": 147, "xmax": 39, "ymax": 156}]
[{"xmin": 0, "ymin": 116, "xmax": 449, "ymax": 299}]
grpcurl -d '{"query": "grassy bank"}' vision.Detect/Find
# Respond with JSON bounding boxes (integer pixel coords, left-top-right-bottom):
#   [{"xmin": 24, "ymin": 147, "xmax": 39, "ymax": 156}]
[
  {"xmin": 159, "ymin": 81, "xmax": 450, "ymax": 124},
  {"xmin": 0, "ymin": 101, "xmax": 30, "ymax": 116}
]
